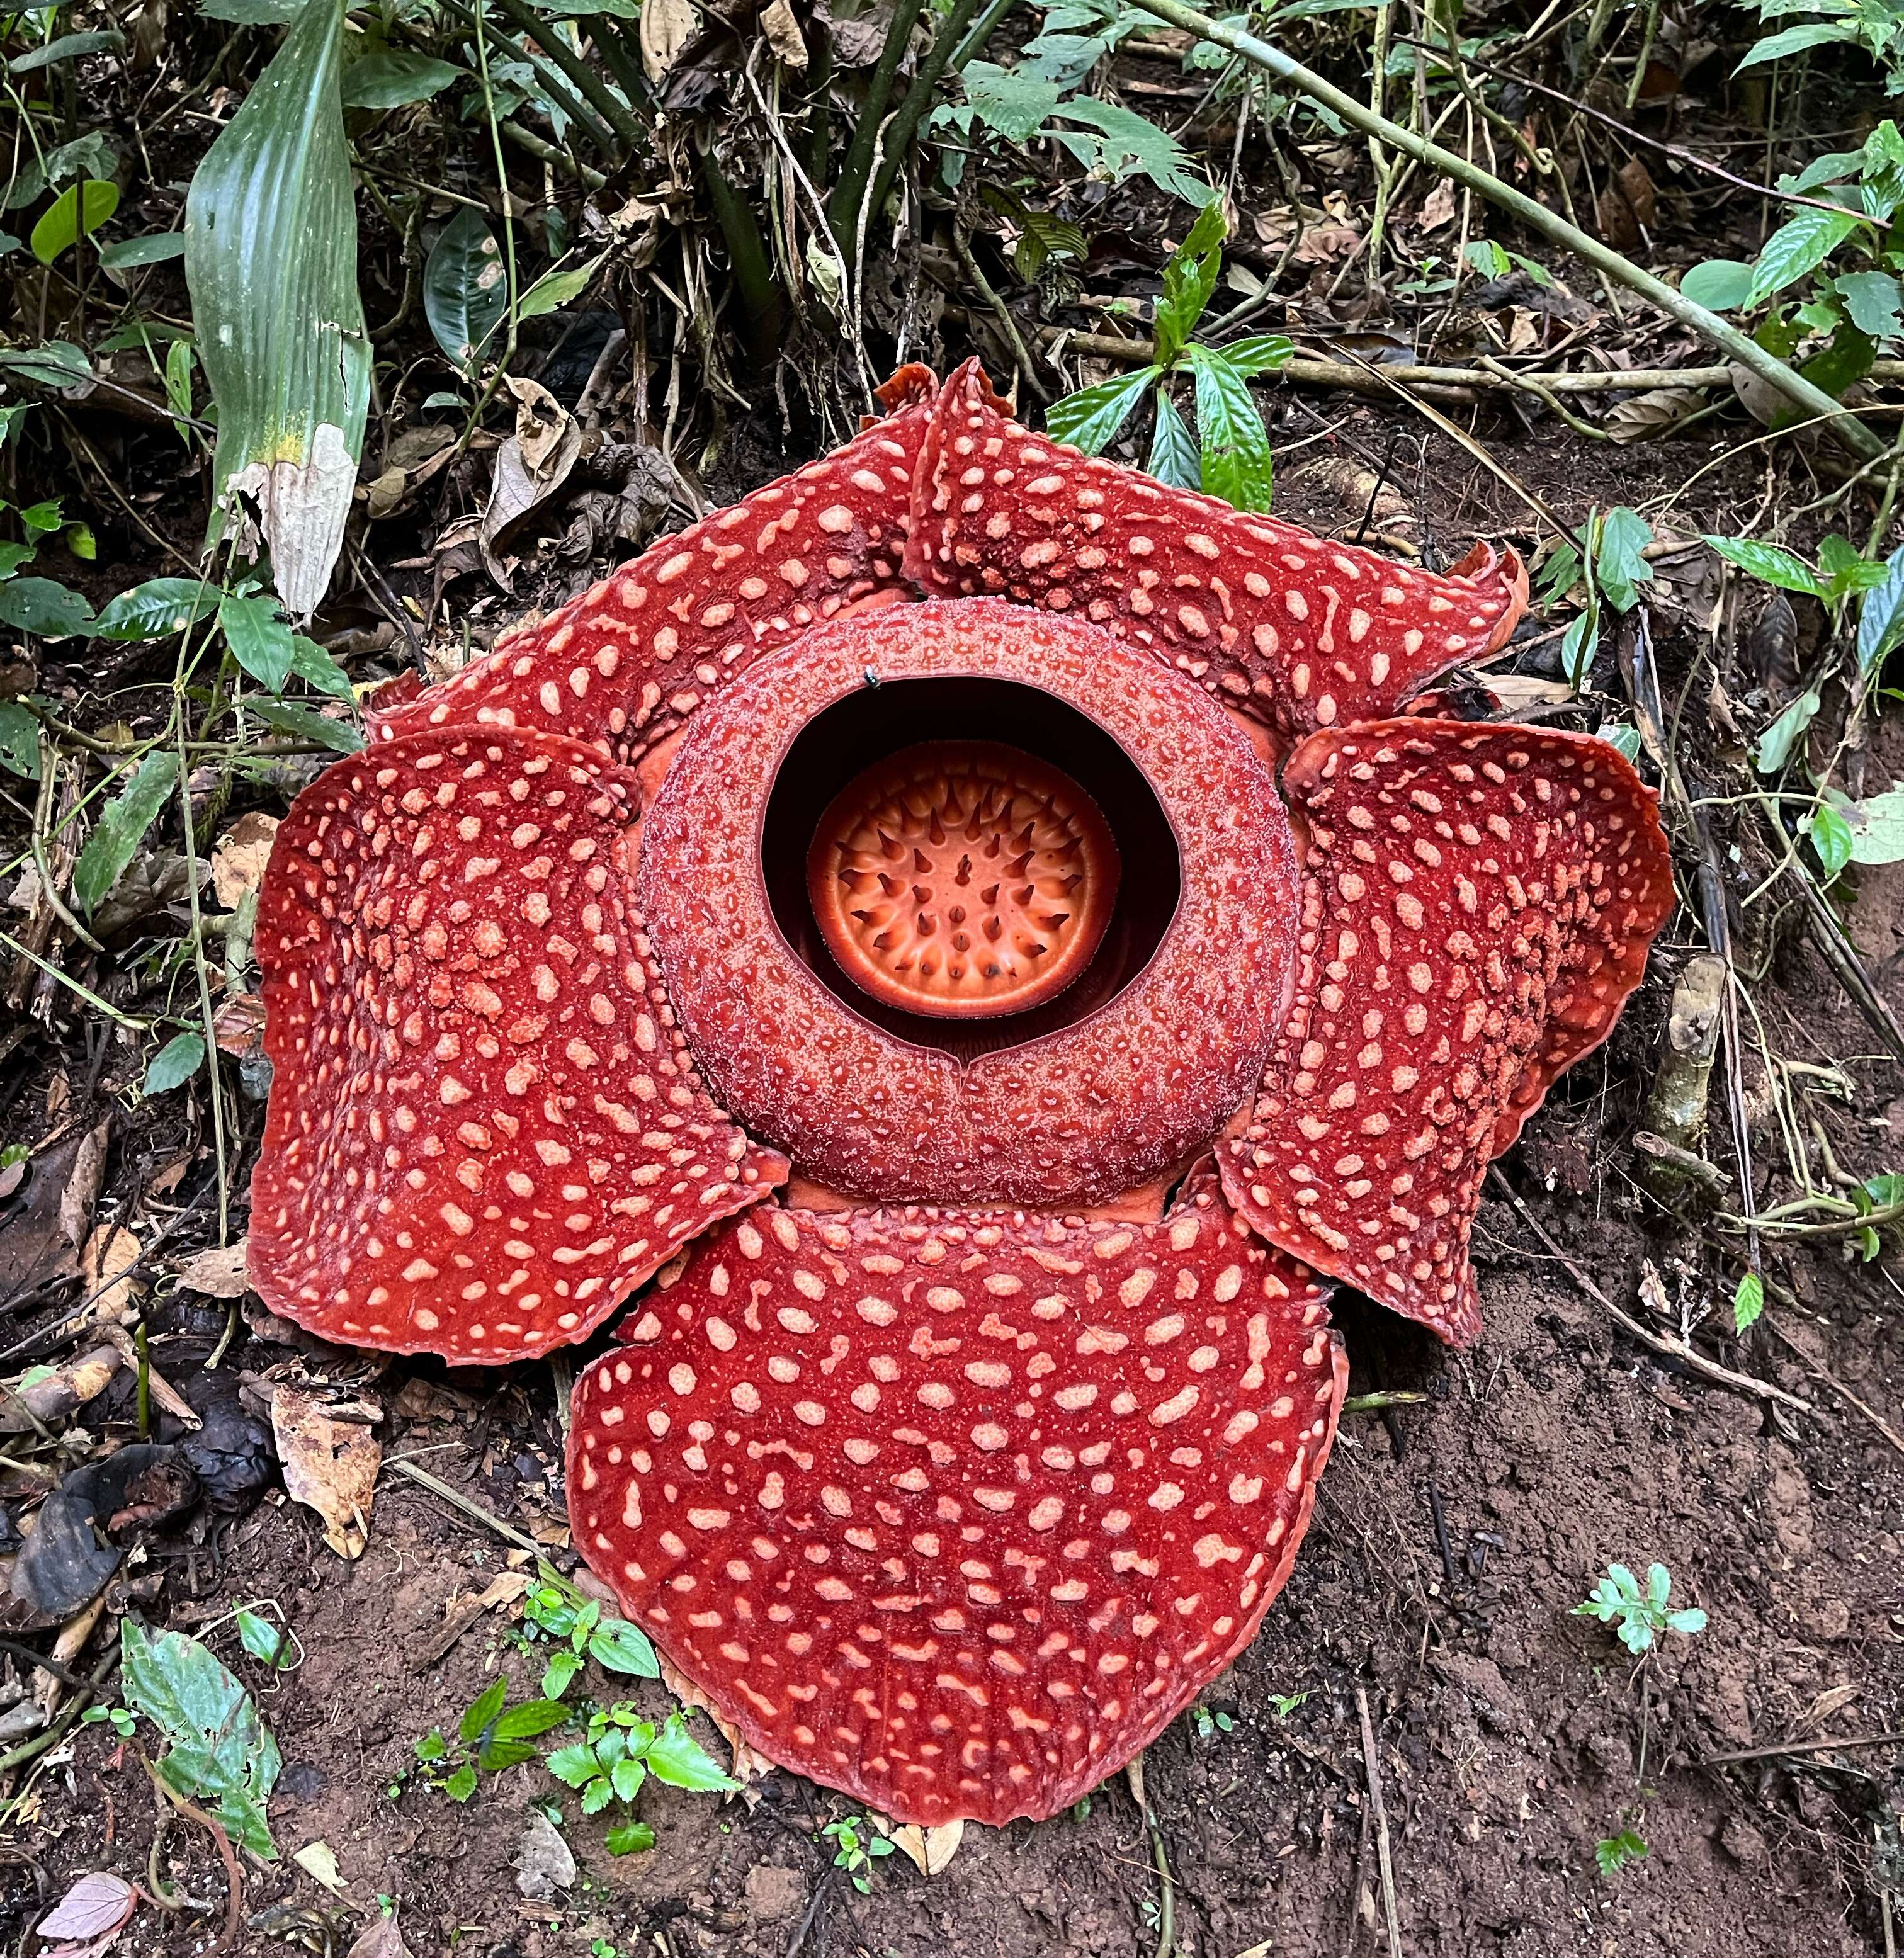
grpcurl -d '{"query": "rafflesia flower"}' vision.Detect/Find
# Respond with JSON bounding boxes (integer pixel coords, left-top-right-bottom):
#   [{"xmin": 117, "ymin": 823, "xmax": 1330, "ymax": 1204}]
[{"xmin": 249, "ymin": 362, "xmax": 1673, "ymax": 1826}]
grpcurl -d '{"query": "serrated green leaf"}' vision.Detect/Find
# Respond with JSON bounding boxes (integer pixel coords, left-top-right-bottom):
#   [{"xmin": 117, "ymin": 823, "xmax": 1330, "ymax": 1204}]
[
  {"xmin": 89, "ymin": 577, "xmax": 219, "ymax": 642},
  {"xmin": 579, "ymin": 1775, "xmax": 615, "ymax": 1814},
  {"xmin": 343, "ymin": 48, "xmax": 462, "ymax": 109},
  {"xmin": 1703, "ymin": 535, "xmax": 1830, "ymax": 598},
  {"xmin": 220, "ymin": 591, "xmax": 297, "ymax": 693},
  {"xmin": 1836, "ymin": 269, "xmax": 1904, "ymax": 339},
  {"xmin": 492, "ymin": 1699, "xmax": 570, "ymax": 1741},
  {"xmin": 606, "ymin": 1819, "xmax": 655, "ymax": 1855},
  {"xmin": 443, "ymin": 1761, "xmax": 479, "ymax": 1802},
  {"xmin": 609, "ymin": 1754, "xmax": 646, "ymax": 1803},
  {"xmin": 460, "ymin": 1676, "xmax": 507, "ymax": 1746},
  {"xmin": 1145, "ymin": 388, "xmax": 1200, "ymax": 491},
  {"xmin": 477, "ymin": 1736, "xmax": 542, "ymax": 1770},
  {"xmin": 642, "ymin": 1714, "xmax": 740, "ymax": 1792},
  {"xmin": 0, "ymin": 577, "xmax": 94, "ymax": 638},
  {"xmin": 1463, "ymin": 238, "xmax": 1511, "ymax": 280},
  {"xmin": 1732, "ymin": 1270, "xmax": 1765, "ymax": 1332},
  {"xmin": 546, "ymin": 1743, "xmax": 599, "ymax": 1786},
  {"xmin": 31, "ymin": 179, "xmax": 119, "ymax": 266},
  {"xmin": 1050, "ymin": 97, "xmax": 1213, "ymax": 205},
  {"xmin": 1594, "ymin": 506, "xmax": 1654, "ymax": 613},
  {"xmin": 74, "ymin": 750, "xmax": 178, "ymax": 915},
  {"xmin": 415, "ymin": 1730, "xmax": 447, "ymax": 1762},
  {"xmin": 1046, "ymin": 365, "xmax": 1161, "ymax": 455},
  {"xmin": 1153, "ymin": 200, "xmax": 1225, "ymax": 367},
  {"xmin": 541, "ymin": 1650, "xmax": 582, "ymax": 1701},
  {"xmin": 1185, "ymin": 345, "xmax": 1271, "ymax": 512},
  {"xmin": 144, "ymin": 1032, "xmax": 206, "ymax": 1095},
  {"xmin": 426, "ymin": 207, "xmax": 508, "ymax": 377}
]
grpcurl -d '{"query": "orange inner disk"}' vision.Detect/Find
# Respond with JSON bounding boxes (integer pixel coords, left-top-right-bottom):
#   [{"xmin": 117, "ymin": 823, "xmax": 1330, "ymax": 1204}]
[{"xmin": 806, "ymin": 740, "xmax": 1121, "ymax": 1019}]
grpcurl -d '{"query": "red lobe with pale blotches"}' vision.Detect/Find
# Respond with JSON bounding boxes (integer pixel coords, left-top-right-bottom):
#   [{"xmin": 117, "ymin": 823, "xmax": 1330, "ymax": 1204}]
[
  {"xmin": 247, "ymin": 728, "xmax": 787, "ymax": 1365},
  {"xmin": 567, "ymin": 1179, "xmax": 1346, "ymax": 1827},
  {"xmin": 1221, "ymin": 720, "xmax": 1674, "ymax": 1345},
  {"xmin": 904, "ymin": 361, "xmax": 1529, "ymax": 738}
]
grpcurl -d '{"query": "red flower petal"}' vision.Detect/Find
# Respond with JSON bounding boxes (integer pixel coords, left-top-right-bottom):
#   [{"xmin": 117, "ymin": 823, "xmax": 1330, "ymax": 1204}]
[
  {"xmin": 1221, "ymin": 720, "xmax": 1674, "ymax": 1345},
  {"xmin": 637, "ymin": 597, "xmax": 1298, "ymax": 1207},
  {"xmin": 567, "ymin": 1179, "xmax": 1345, "ymax": 1826},
  {"xmin": 368, "ymin": 393, "xmax": 932, "ymax": 771},
  {"xmin": 248, "ymin": 728, "xmax": 786, "ymax": 1364},
  {"xmin": 905, "ymin": 361, "xmax": 1528, "ymax": 736}
]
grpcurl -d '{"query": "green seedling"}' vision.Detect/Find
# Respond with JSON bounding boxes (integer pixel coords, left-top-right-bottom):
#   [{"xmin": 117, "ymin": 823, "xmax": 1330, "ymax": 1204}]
[
  {"xmin": 1191, "ymin": 1704, "xmax": 1233, "ymax": 1740},
  {"xmin": 821, "ymin": 1813, "xmax": 896, "ymax": 1894},
  {"xmin": 1573, "ymin": 1563, "xmax": 1707, "ymax": 1657},
  {"xmin": 1595, "ymin": 1823, "xmax": 1649, "ymax": 1876},
  {"xmin": 414, "ymin": 1677, "xmax": 567, "ymax": 1804},
  {"xmin": 81, "ymin": 1704, "xmax": 137, "ymax": 1740},
  {"xmin": 545, "ymin": 1706, "xmax": 737, "ymax": 1855},
  {"xmin": 519, "ymin": 1580, "xmax": 659, "ymax": 1700}
]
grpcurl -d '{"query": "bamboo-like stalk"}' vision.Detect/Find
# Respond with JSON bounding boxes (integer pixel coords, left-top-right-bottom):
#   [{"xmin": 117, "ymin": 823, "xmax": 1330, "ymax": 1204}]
[
  {"xmin": 825, "ymin": 0, "xmax": 926, "ymax": 246},
  {"xmin": 702, "ymin": 146, "xmax": 787, "ymax": 370},
  {"xmin": 488, "ymin": 0, "xmax": 644, "ymax": 150},
  {"xmin": 1125, "ymin": 0, "xmax": 1887, "ymax": 463},
  {"xmin": 864, "ymin": 0, "xmax": 990, "ymax": 226}
]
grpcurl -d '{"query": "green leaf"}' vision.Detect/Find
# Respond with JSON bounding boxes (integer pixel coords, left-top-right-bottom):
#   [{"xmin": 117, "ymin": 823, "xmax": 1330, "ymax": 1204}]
[
  {"xmin": 579, "ymin": 1775, "xmax": 615, "ymax": 1815},
  {"xmin": 1560, "ymin": 613, "xmax": 1598, "ymax": 693},
  {"xmin": 1680, "ymin": 261, "xmax": 1757, "ymax": 313},
  {"xmin": 477, "ymin": 1736, "xmax": 543, "ymax": 1770},
  {"xmin": 1856, "ymin": 545, "xmax": 1904, "ymax": 675},
  {"xmin": 1735, "ymin": 18, "xmax": 1859, "ymax": 69},
  {"xmin": 99, "ymin": 232, "xmax": 188, "ymax": 271},
  {"xmin": 144, "ymin": 1033, "xmax": 207, "ymax": 1095},
  {"xmin": 960, "ymin": 62, "xmax": 1063, "ymax": 143},
  {"xmin": 343, "ymin": 48, "xmax": 462, "ymax": 108},
  {"xmin": 541, "ymin": 1649, "xmax": 582, "ymax": 1701},
  {"xmin": 18, "ymin": 502, "xmax": 62, "ymax": 536},
  {"xmin": 31, "ymin": 179, "xmax": 120, "ymax": 266},
  {"xmin": 1754, "ymin": 689, "xmax": 1821, "ymax": 773},
  {"xmin": 0, "ymin": 403, "xmax": 31, "ymax": 448},
  {"xmin": 1046, "ymin": 365, "xmax": 1162, "ymax": 455},
  {"xmin": 1146, "ymin": 389, "xmax": 1200, "ymax": 492},
  {"xmin": 606, "ymin": 1820, "xmax": 655, "ymax": 1855},
  {"xmin": 0, "ymin": 702, "xmax": 40, "ymax": 779},
  {"xmin": 250, "ymin": 699, "xmax": 363, "ymax": 752},
  {"xmin": 1050, "ymin": 98, "xmax": 1213, "ymax": 205},
  {"xmin": 1463, "ymin": 239, "xmax": 1511, "ymax": 280},
  {"xmin": 1602, "ymin": 723, "xmax": 1642, "ymax": 763},
  {"xmin": 1186, "ymin": 346, "xmax": 1271, "ymax": 512},
  {"xmin": 1810, "ymin": 802, "xmax": 1854, "ymax": 877},
  {"xmin": 1665, "ymin": 1607, "xmax": 1708, "ymax": 1634},
  {"xmin": 546, "ymin": 1742, "xmax": 599, "ymax": 1787},
  {"xmin": 460, "ymin": 1677, "xmax": 507, "ymax": 1747},
  {"xmin": 9, "ymin": 30, "xmax": 127, "ymax": 72},
  {"xmin": 1595, "ymin": 1827, "xmax": 1648, "ymax": 1876},
  {"xmin": 76, "ymin": 748, "xmax": 180, "ymax": 916},
  {"xmin": 120, "ymin": 1619, "xmax": 280, "ymax": 1859},
  {"xmin": 220, "ymin": 592, "xmax": 297, "ymax": 693},
  {"xmin": 2, "ymin": 133, "xmax": 117, "ymax": 213},
  {"xmin": 1801, "ymin": 319, "xmax": 1875, "ymax": 400},
  {"xmin": 1153, "ymin": 200, "xmax": 1226, "ymax": 367},
  {"xmin": 1745, "ymin": 207, "xmax": 1863, "ymax": 309},
  {"xmin": 1732, "ymin": 1270, "xmax": 1765, "ymax": 1333},
  {"xmin": 641, "ymin": 1714, "xmax": 740, "ymax": 1793},
  {"xmin": 89, "ymin": 577, "xmax": 219, "ymax": 642},
  {"xmin": 492, "ymin": 1699, "xmax": 570, "ymax": 1741},
  {"xmin": 0, "ymin": 543, "xmax": 37, "ymax": 579},
  {"xmin": 443, "ymin": 1761, "xmax": 479, "ymax": 1802},
  {"xmin": 1593, "ymin": 506, "xmax": 1654, "ymax": 613},
  {"xmin": 0, "ymin": 341, "xmax": 91, "ymax": 390},
  {"xmin": 200, "ymin": 0, "xmax": 303, "ymax": 18},
  {"xmin": 0, "ymin": 577, "xmax": 94, "ymax": 638},
  {"xmin": 609, "ymin": 1753, "xmax": 646, "ymax": 1803},
  {"xmin": 1866, "ymin": 1170, "xmax": 1904, "ymax": 1207},
  {"xmin": 1703, "ymin": 535, "xmax": 1830, "ymax": 597},
  {"xmin": 518, "ymin": 252, "xmax": 604, "ymax": 323},
  {"xmin": 587, "ymin": 1617, "xmax": 660, "ymax": 1678},
  {"xmin": 1837, "ymin": 786, "xmax": 1904, "ymax": 863},
  {"xmin": 186, "ymin": 0, "xmax": 371, "ymax": 615},
  {"xmin": 424, "ymin": 207, "xmax": 508, "ymax": 378},
  {"xmin": 1835, "ymin": 269, "xmax": 1904, "ymax": 339},
  {"xmin": 1221, "ymin": 333, "xmax": 1294, "ymax": 377},
  {"xmin": 414, "ymin": 1730, "xmax": 447, "ymax": 1763},
  {"xmin": 235, "ymin": 1609, "xmax": 295, "ymax": 1667}
]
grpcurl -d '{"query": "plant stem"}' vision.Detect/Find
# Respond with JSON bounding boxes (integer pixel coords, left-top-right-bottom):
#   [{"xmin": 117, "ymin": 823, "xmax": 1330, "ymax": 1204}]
[
  {"xmin": 1123, "ymin": 0, "xmax": 1886, "ymax": 461},
  {"xmin": 865, "ymin": 0, "xmax": 989, "ymax": 229},
  {"xmin": 827, "ymin": 0, "xmax": 926, "ymax": 246},
  {"xmin": 955, "ymin": 0, "xmax": 1017, "ymax": 69},
  {"xmin": 489, "ymin": 0, "xmax": 643, "ymax": 150},
  {"xmin": 701, "ymin": 145, "xmax": 786, "ymax": 370}
]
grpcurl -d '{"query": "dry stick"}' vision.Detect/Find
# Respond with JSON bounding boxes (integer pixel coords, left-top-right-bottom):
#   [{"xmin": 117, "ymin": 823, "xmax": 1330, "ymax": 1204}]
[
  {"xmin": 1704, "ymin": 1728, "xmax": 1904, "ymax": 1767},
  {"xmin": 1355, "ymin": 1687, "xmax": 1403, "ymax": 1958},
  {"xmin": 1122, "ymin": 0, "xmax": 1886, "ymax": 463},
  {"xmin": 1763, "ymin": 1317, "xmax": 1904, "ymax": 1461},
  {"xmin": 1487, "ymin": 1167, "xmax": 1815, "ymax": 1414}
]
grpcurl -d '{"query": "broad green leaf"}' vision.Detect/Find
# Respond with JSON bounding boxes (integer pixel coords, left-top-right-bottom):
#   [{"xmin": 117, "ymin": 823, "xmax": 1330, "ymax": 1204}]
[
  {"xmin": 1602, "ymin": 723, "xmax": 1642, "ymax": 763},
  {"xmin": 1745, "ymin": 207, "xmax": 1863, "ymax": 308},
  {"xmin": 1703, "ymin": 535, "xmax": 1830, "ymax": 597},
  {"xmin": 424, "ymin": 207, "xmax": 507, "ymax": 377},
  {"xmin": 587, "ymin": 1617, "xmax": 660, "ymax": 1678},
  {"xmin": 414, "ymin": 1731, "xmax": 447, "ymax": 1762},
  {"xmin": 1221, "ymin": 333, "xmax": 1294, "ymax": 376},
  {"xmin": 0, "ymin": 542, "xmax": 36, "ymax": 577},
  {"xmin": 120, "ymin": 1619, "xmax": 280, "ymax": 1859},
  {"xmin": 606, "ymin": 1821, "xmax": 655, "ymax": 1855},
  {"xmin": 1735, "ymin": 18, "xmax": 1860, "ymax": 67},
  {"xmin": 287, "ymin": 634, "xmax": 355, "ymax": 701},
  {"xmin": 1046, "ymin": 365, "xmax": 1161, "ymax": 455},
  {"xmin": 0, "ymin": 403, "xmax": 30, "ymax": 448},
  {"xmin": 1754, "ymin": 689, "xmax": 1821, "ymax": 773},
  {"xmin": 235, "ymin": 1609, "xmax": 296, "ymax": 1667},
  {"xmin": 343, "ymin": 49, "xmax": 462, "ymax": 108},
  {"xmin": 1594, "ymin": 506, "xmax": 1654, "ymax": 613},
  {"xmin": 89, "ymin": 577, "xmax": 218, "ymax": 642},
  {"xmin": 476, "ymin": 1736, "xmax": 543, "ymax": 1770},
  {"xmin": 1185, "ymin": 345, "xmax": 1271, "ymax": 512},
  {"xmin": 75, "ymin": 751, "xmax": 179, "ymax": 914},
  {"xmin": 1463, "ymin": 239, "xmax": 1511, "ymax": 280},
  {"xmin": 1810, "ymin": 801, "xmax": 1854, "ymax": 876},
  {"xmin": 18, "ymin": 501, "xmax": 61, "ymax": 535},
  {"xmin": 491, "ymin": 1699, "xmax": 570, "ymax": 1741},
  {"xmin": 1561, "ymin": 613, "xmax": 1598, "ymax": 693},
  {"xmin": 220, "ymin": 591, "xmax": 296, "ymax": 693},
  {"xmin": 0, "ymin": 577, "xmax": 94, "ymax": 637},
  {"xmin": 960, "ymin": 62, "xmax": 1063, "ymax": 143},
  {"xmin": 1146, "ymin": 389, "xmax": 1200, "ymax": 491},
  {"xmin": 1732, "ymin": 1270, "xmax": 1765, "ymax": 1333},
  {"xmin": 186, "ymin": 0, "xmax": 371, "ymax": 614},
  {"xmin": 1857, "ymin": 544, "xmax": 1904, "ymax": 675},
  {"xmin": 541, "ymin": 1650, "xmax": 582, "ymax": 1701},
  {"xmin": 1, "ymin": 132, "xmax": 117, "ymax": 212},
  {"xmin": 531, "ymin": 0, "xmax": 644, "ymax": 11},
  {"xmin": 31, "ymin": 179, "xmax": 119, "ymax": 265},
  {"xmin": 144, "ymin": 1032, "xmax": 207, "ymax": 1094},
  {"xmin": 443, "ymin": 1762, "xmax": 478, "ymax": 1802},
  {"xmin": 460, "ymin": 1676, "xmax": 507, "ymax": 1746},
  {"xmin": 642, "ymin": 1714, "xmax": 740, "ymax": 1792},
  {"xmin": 1801, "ymin": 320, "xmax": 1875, "ymax": 399},
  {"xmin": 1153, "ymin": 200, "xmax": 1226, "ymax": 367},
  {"xmin": 200, "ymin": 0, "xmax": 302, "ymax": 18},
  {"xmin": 1819, "ymin": 534, "xmax": 1886, "ymax": 594},
  {"xmin": 99, "ymin": 232, "xmax": 187, "ymax": 271},
  {"xmin": 518, "ymin": 251, "xmax": 606, "ymax": 323},
  {"xmin": 250, "ymin": 699, "xmax": 363, "ymax": 751},
  {"xmin": 1837, "ymin": 786, "xmax": 1904, "ymax": 862},
  {"xmin": 0, "ymin": 702, "xmax": 40, "ymax": 778},
  {"xmin": 545, "ymin": 1743, "xmax": 598, "ymax": 1786},
  {"xmin": 9, "ymin": 30, "xmax": 126, "ymax": 72},
  {"xmin": 0, "ymin": 341, "xmax": 91, "ymax": 390},
  {"xmin": 609, "ymin": 1754, "xmax": 645, "ymax": 1803},
  {"xmin": 579, "ymin": 1776, "xmax": 615, "ymax": 1814},
  {"xmin": 1050, "ymin": 98, "xmax": 1213, "ymax": 205},
  {"xmin": 1835, "ymin": 269, "xmax": 1904, "ymax": 339}
]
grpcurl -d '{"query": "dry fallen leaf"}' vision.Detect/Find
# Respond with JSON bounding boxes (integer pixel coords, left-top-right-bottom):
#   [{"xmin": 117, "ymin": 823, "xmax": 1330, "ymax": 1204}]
[
  {"xmin": 210, "ymin": 811, "xmax": 280, "ymax": 909},
  {"xmin": 640, "ymin": 0, "xmax": 696, "ymax": 80},
  {"xmin": 273, "ymin": 1386, "xmax": 381, "ymax": 1559},
  {"xmin": 295, "ymin": 1840, "xmax": 349, "ymax": 1895},
  {"xmin": 890, "ymin": 1818, "xmax": 964, "ymax": 1876},
  {"xmin": 36, "ymin": 1870, "xmax": 137, "ymax": 1943},
  {"xmin": 1418, "ymin": 179, "xmax": 1456, "ymax": 232},
  {"xmin": 174, "ymin": 1240, "xmax": 251, "ymax": 1299},
  {"xmin": 81, "ymin": 1223, "xmax": 141, "ymax": 1325},
  {"xmin": 761, "ymin": 0, "xmax": 808, "ymax": 66},
  {"xmin": 346, "ymin": 1915, "xmax": 416, "ymax": 1958}
]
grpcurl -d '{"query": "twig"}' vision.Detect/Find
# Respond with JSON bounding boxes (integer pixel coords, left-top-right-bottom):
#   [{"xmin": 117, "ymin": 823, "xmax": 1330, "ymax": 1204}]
[
  {"xmin": 1356, "ymin": 1687, "xmax": 1403, "ymax": 1958},
  {"xmin": 1487, "ymin": 1168, "xmax": 1815, "ymax": 1414},
  {"xmin": 1121, "ymin": 0, "xmax": 1886, "ymax": 461},
  {"xmin": 141, "ymin": 1758, "xmax": 242, "ymax": 1952},
  {"xmin": 956, "ymin": 232, "xmax": 1050, "ymax": 403},
  {"xmin": 1704, "ymin": 1728, "xmax": 1904, "ymax": 1767},
  {"xmin": 1763, "ymin": 1318, "xmax": 1904, "ymax": 1460},
  {"xmin": 385, "ymin": 1452, "xmax": 545, "ymax": 1556}
]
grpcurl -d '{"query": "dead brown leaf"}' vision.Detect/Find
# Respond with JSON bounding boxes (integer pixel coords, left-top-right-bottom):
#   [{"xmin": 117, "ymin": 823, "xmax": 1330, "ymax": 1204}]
[
  {"xmin": 81, "ymin": 1224, "xmax": 141, "ymax": 1325},
  {"xmin": 640, "ymin": 0, "xmax": 696, "ymax": 81},
  {"xmin": 273, "ymin": 1386, "xmax": 382, "ymax": 1559},
  {"xmin": 1419, "ymin": 179, "xmax": 1456, "ymax": 232},
  {"xmin": 174, "ymin": 1240, "xmax": 251, "ymax": 1299},
  {"xmin": 761, "ymin": 0, "xmax": 808, "ymax": 66},
  {"xmin": 209, "ymin": 812, "xmax": 279, "ymax": 909}
]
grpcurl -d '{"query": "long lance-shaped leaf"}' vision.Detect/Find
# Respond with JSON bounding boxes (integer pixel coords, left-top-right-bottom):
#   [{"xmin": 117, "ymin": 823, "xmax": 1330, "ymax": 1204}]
[{"xmin": 185, "ymin": 0, "xmax": 369, "ymax": 616}]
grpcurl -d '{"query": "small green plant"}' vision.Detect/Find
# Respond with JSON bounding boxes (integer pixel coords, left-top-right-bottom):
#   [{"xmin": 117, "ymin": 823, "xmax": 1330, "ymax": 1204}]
[
  {"xmin": 1046, "ymin": 202, "xmax": 1293, "ymax": 512},
  {"xmin": 1191, "ymin": 1704, "xmax": 1234, "ymax": 1740},
  {"xmin": 1595, "ymin": 1823, "xmax": 1650, "ymax": 1876},
  {"xmin": 414, "ymin": 1677, "xmax": 567, "ymax": 1804},
  {"xmin": 519, "ymin": 1580, "xmax": 660, "ymax": 1700},
  {"xmin": 545, "ymin": 1707, "xmax": 737, "ymax": 1855},
  {"xmin": 1573, "ymin": 1563, "xmax": 1708, "ymax": 1657},
  {"xmin": 821, "ymin": 1813, "xmax": 897, "ymax": 1894},
  {"xmin": 80, "ymin": 1704, "xmax": 137, "ymax": 1740},
  {"xmin": 1269, "ymin": 1690, "xmax": 1312, "ymax": 1719},
  {"xmin": 1535, "ymin": 506, "xmax": 1655, "ymax": 694}
]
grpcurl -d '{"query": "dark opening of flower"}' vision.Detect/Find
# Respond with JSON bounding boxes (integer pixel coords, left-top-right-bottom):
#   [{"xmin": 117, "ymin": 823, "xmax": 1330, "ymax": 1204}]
[{"xmin": 247, "ymin": 361, "xmax": 1673, "ymax": 1827}]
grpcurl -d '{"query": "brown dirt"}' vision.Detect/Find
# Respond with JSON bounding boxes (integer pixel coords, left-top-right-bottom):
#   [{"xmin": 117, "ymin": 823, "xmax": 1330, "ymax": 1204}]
[{"xmin": 4, "ymin": 401, "xmax": 1902, "ymax": 1958}]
